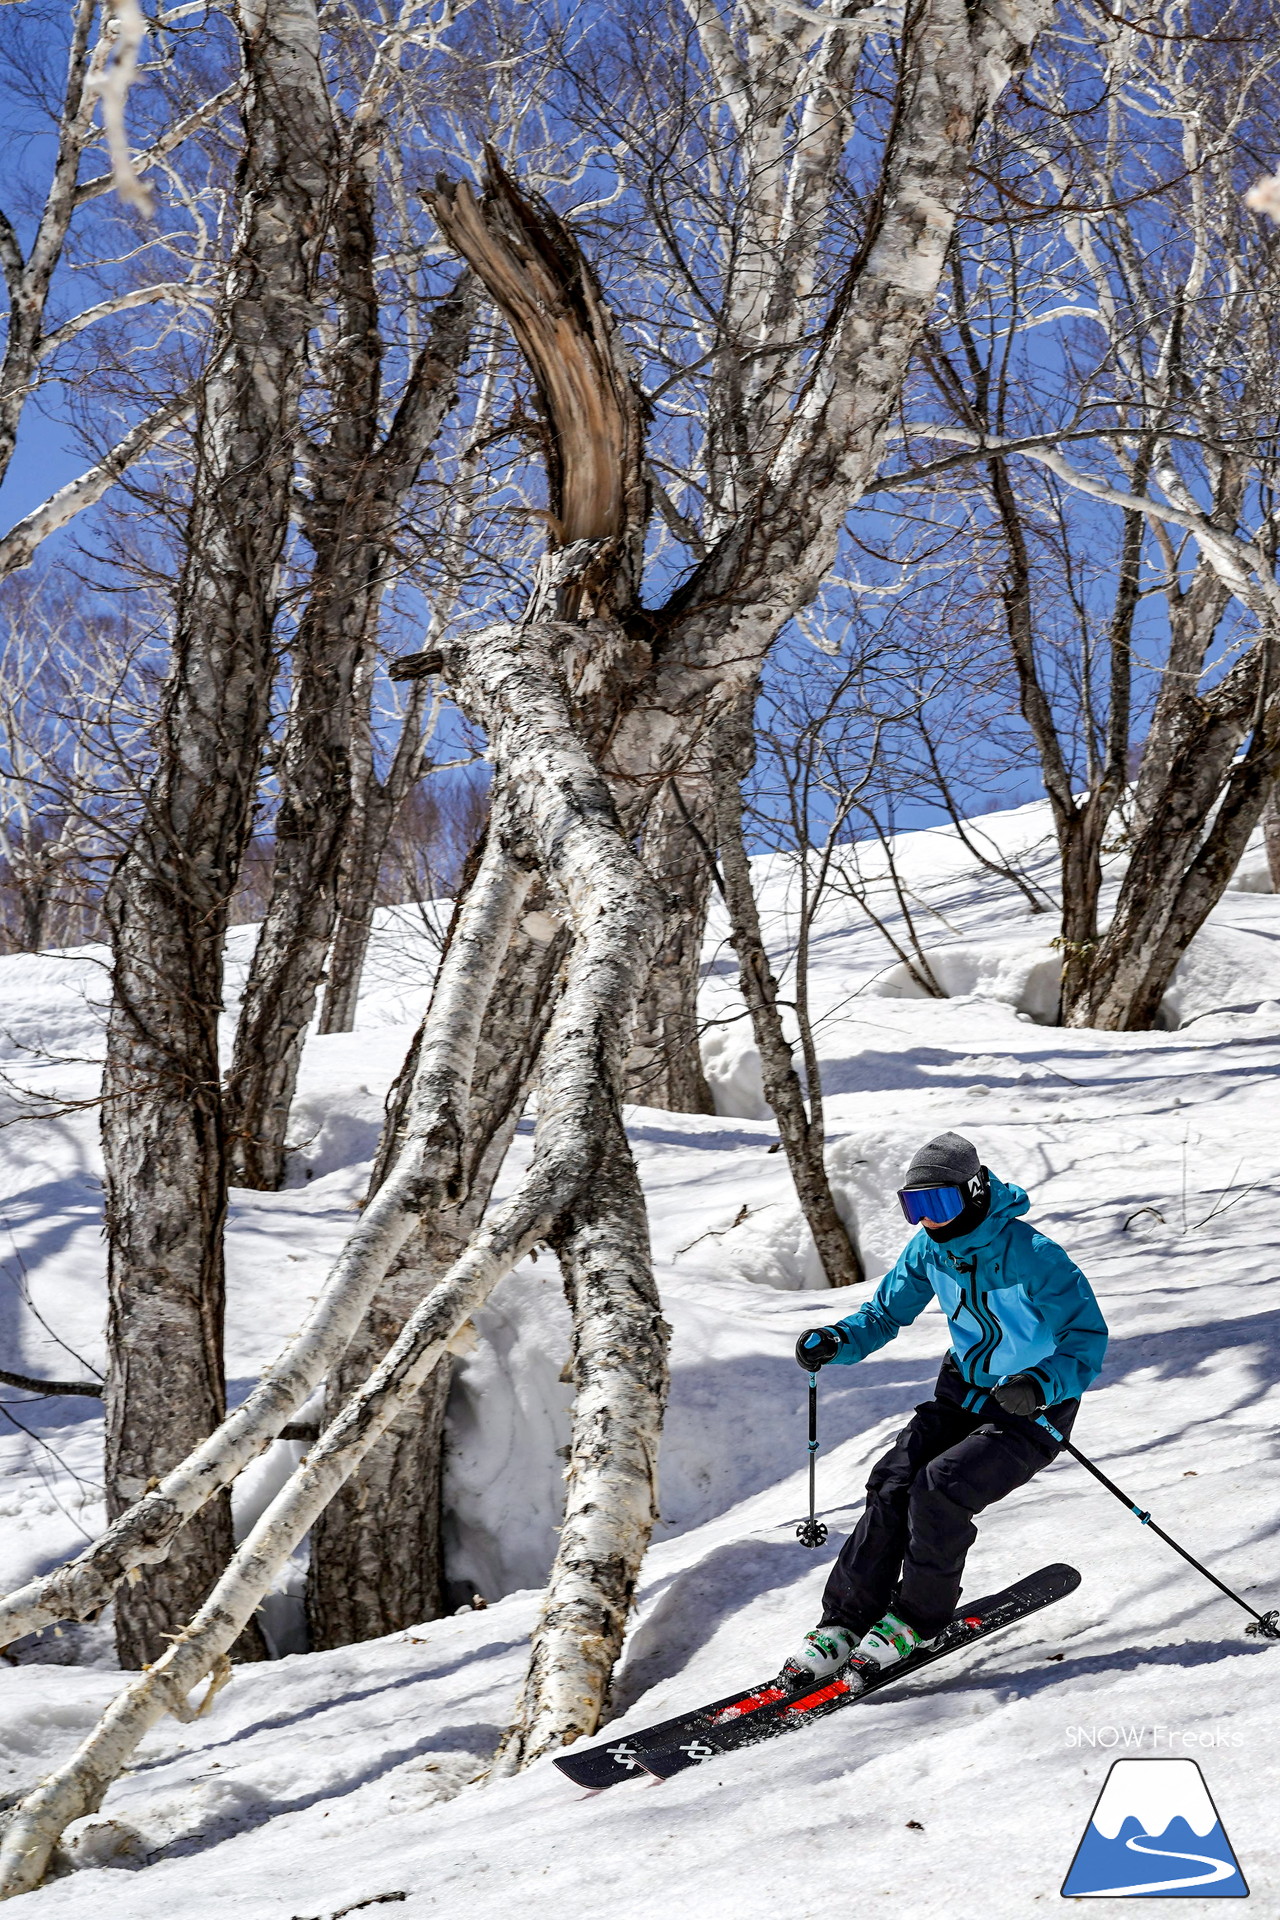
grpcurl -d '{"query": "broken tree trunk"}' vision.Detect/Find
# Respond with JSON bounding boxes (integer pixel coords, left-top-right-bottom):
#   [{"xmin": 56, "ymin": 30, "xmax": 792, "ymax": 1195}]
[{"xmin": 0, "ymin": 614, "xmax": 663, "ymax": 1897}]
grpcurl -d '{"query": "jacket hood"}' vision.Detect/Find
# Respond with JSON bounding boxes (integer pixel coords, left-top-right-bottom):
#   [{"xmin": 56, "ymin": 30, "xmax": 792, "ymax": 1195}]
[{"xmin": 930, "ymin": 1172, "xmax": 1028, "ymax": 1259}]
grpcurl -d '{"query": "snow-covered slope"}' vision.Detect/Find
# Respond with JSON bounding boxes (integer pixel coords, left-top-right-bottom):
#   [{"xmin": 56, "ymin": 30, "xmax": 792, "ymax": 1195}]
[{"xmin": 2, "ymin": 806, "xmax": 1279, "ymax": 1917}]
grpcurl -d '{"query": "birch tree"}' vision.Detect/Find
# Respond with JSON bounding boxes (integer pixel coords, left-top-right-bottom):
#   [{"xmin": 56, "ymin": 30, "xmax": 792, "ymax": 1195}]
[
  {"xmin": 623, "ymin": 778, "xmax": 717, "ymax": 1111},
  {"xmin": 317, "ymin": 328, "xmax": 504, "ymax": 1037},
  {"xmin": 0, "ymin": 1, "xmax": 229, "ymax": 573},
  {"xmin": 221, "ymin": 228, "xmax": 478, "ymax": 1189},
  {"xmin": 711, "ymin": 695, "xmax": 865, "ymax": 1285},
  {"xmin": 889, "ymin": 0, "xmax": 1280, "ymax": 1027},
  {"xmin": 98, "ymin": 0, "xmax": 339, "ymax": 1669},
  {"xmin": 0, "ymin": 0, "xmax": 1049, "ymax": 1888}
]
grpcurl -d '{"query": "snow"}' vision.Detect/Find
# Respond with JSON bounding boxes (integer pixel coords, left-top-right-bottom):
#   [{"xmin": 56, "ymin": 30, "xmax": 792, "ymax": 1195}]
[{"xmin": 2, "ymin": 800, "xmax": 1280, "ymax": 1916}]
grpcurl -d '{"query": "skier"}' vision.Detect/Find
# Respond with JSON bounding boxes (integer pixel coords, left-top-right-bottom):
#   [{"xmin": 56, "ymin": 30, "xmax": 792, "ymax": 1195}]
[{"xmin": 782, "ymin": 1132, "xmax": 1107, "ymax": 1687}]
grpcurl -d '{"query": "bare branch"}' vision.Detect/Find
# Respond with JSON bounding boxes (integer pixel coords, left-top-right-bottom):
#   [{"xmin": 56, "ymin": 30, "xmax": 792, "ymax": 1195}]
[
  {"xmin": 0, "ymin": 1368, "xmax": 102, "ymax": 1398},
  {"xmin": 0, "ymin": 396, "xmax": 191, "ymax": 579}
]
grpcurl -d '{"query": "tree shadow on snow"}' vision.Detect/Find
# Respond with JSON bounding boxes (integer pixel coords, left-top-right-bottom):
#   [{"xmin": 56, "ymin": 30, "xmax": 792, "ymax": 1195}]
[
  {"xmin": 607, "ymin": 1535, "xmax": 830, "ymax": 1719},
  {"xmin": 128, "ymin": 1720, "xmax": 500, "ymax": 1869},
  {"xmin": 123, "ymin": 1638, "xmax": 523, "ymax": 1777}
]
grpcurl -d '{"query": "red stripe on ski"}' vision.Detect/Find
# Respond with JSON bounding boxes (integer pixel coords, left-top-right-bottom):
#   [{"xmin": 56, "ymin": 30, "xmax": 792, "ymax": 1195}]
[
  {"xmin": 709, "ymin": 1685, "xmax": 788, "ymax": 1725},
  {"xmin": 778, "ymin": 1674, "xmax": 858, "ymax": 1716}
]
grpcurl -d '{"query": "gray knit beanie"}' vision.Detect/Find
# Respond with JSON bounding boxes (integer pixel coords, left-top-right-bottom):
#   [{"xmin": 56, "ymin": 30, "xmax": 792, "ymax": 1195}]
[{"xmin": 901, "ymin": 1132, "xmax": 981, "ymax": 1190}]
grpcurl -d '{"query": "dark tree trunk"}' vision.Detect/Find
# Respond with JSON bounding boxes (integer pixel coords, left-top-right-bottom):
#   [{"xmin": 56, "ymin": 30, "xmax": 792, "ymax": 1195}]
[
  {"xmin": 1066, "ymin": 634, "xmax": 1280, "ymax": 1028},
  {"xmin": 224, "ymin": 200, "xmax": 476, "ymax": 1186},
  {"xmin": 624, "ymin": 776, "xmax": 716, "ymax": 1113},
  {"xmin": 99, "ymin": 0, "xmax": 336, "ymax": 1669},
  {"xmin": 316, "ymin": 676, "xmax": 423, "ymax": 1036},
  {"xmin": 305, "ymin": 883, "xmax": 571, "ymax": 1645},
  {"xmin": 711, "ymin": 728, "xmax": 863, "ymax": 1289},
  {"xmin": 305, "ymin": 1224, "xmax": 456, "ymax": 1647}
]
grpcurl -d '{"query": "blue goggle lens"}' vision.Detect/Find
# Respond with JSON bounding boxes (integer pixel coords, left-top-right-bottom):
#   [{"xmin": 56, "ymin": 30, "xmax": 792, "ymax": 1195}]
[{"xmin": 898, "ymin": 1185, "xmax": 965, "ymax": 1226}]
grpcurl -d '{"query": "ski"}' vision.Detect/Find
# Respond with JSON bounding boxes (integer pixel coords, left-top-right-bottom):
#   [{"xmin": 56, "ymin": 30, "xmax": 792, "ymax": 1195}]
[
  {"xmin": 551, "ymin": 1676, "xmax": 799, "ymax": 1791},
  {"xmin": 638, "ymin": 1561, "xmax": 1080, "ymax": 1781},
  {"xmin": 552, "ymin": 1562, "xmax": 1078, "ymax": 1792}
]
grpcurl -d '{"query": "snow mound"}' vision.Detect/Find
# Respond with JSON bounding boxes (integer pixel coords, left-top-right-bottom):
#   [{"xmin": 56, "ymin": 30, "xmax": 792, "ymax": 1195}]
[
  {"xmin": 712, "ymin": 1126, "xmax": 924, "ymax": 1291},
  {"xmin": 0, "ymin": 947, "xmax": 109, "ymax": 1059},
  {"xmin": 1226, "ymin": 822, "xmax": 1274, "ymax": 893},
  {"xmin": 868, "ymin": 919, "xmax": 1280, "ymax": 1030},
  {"xmin": 281, "ymin": 1077, "xmax": 387, "ymax": 1186},
  {"xmin": 700, "ymin": 1023, "xmax": 769, "ymax": 1119},
  {"xmin": 1159, "ymin": 923, "xmax": 1280, "ymax": 1026},
  {"xmin": 871, "ymin": 938, "xmax": 1062, "ymax": 1022},
  {"xmin": 443, "ymin": 1264, "xmax": 575, "ymax": 1603}
]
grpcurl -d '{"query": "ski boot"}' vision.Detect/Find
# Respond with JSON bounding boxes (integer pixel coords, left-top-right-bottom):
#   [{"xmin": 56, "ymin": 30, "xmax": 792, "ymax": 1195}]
[
  {"xmin": 773, "ymin": 1623, "xmax": 858, "ymax": 1692},
  {"xmin": 853, "ymin": 1609, "xmax": 935, "ymax": 1671}
]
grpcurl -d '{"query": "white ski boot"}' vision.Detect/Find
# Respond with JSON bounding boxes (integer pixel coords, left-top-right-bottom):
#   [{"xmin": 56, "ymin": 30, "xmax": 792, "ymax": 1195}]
[
  {"xmin": 853, "ymin": 1610, "xmax": 934, "ymax": 1670},
  {"xmin": 774, "ymin": 1623, "xmax": 858, "ymax": 1692}
]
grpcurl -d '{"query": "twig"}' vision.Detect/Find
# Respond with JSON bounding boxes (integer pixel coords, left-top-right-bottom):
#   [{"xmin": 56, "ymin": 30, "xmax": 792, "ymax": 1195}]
[
  {"xmin": 0, "ymin": 1405, "xmax": 102, "ymax": 1541},
  {"xmin": 0, "ymin": 1368, "xmax": 101, "ymax": 1398},
  {"xmin": 674, "ymin": 1203, "xmax": 761, "ymax": 1258},
  {"xmin": 292, "ymin": 1895, "xmax": 408, "ymax": 1920},
  {"xmin": 0, "ymin": 1205, "xmax": 106, "ymax": 1382},
  {"xmin": 667, "ymin": 777, "xmax": 726, "ymax": 899}
]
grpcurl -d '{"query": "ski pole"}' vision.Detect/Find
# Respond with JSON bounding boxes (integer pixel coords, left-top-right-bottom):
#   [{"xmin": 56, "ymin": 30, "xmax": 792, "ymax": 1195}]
[
  {"xmin": 1038, "ymin": 1416, "xmax": 1280, "ymax": 1641},
  {"xmin": 796, "ymin": 1372, "xmax": 828, "ymax": 1549}
]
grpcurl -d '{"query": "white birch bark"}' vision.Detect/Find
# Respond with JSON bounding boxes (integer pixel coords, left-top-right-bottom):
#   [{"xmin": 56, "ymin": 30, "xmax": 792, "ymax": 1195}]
[
  {"xmin": 0, "ymin": 830, "xmax": 528, "ymax": 1651},
  {"xmin": 224, "ymin": 254, "xmax": 478, "ymax": 1189},
  {"xmin": 494, "ymin": 1110, "xmax": 668, "ymax": 1768},
  {"xmin": 0, "ymin": 396, "xmax": 192, "ymax": 579},
  {"xmin": 0, "ymin": 620, "xmax": 662, "ymax": 1896}
]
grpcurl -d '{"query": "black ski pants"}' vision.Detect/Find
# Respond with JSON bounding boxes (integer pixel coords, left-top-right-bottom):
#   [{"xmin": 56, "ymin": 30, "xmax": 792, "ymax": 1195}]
[{"xmin": 820, "ymin": 1361, "xmax": 1077, "ymax": 1641}]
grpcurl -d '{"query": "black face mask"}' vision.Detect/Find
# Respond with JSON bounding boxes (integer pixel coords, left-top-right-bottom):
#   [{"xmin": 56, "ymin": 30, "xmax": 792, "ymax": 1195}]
[{"xmin": 923, "ymin": 1168, "xmax": 992, "ymax": 1243}]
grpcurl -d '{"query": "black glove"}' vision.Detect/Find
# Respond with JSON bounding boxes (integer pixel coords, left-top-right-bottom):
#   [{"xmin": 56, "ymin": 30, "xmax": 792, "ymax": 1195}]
[
  {"xmin": 795, "ymin": 1326, "xmax": 842, "ymax": 1371},
  {"xmin": 992, "ymin": 1373, "xmax": 1043, "ymax": 1418}
]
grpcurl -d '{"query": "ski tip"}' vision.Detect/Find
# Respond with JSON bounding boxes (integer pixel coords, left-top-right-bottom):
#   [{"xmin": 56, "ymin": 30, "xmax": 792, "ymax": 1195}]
[
  {"xmin": 641, "ymin": 1737, "xmax": 722, "ymax": 1781},
  {"xmin": 1036, "ymin": 1562, "xmax": 1083, "ymax": 1592},
  {"xmin": 552, "ymin": 1753, "xmax": 618, "ymax": 1790}
]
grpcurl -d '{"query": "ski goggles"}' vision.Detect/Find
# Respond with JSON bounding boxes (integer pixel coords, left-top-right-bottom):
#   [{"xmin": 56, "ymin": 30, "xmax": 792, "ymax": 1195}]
[{"xmin": 897, "ymin": 1184, "xmax": 965, "ymax": 1226}]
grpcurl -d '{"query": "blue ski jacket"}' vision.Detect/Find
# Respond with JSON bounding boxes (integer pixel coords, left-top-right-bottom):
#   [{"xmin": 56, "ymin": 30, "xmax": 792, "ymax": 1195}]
[{"xmin": 824, "ymin": 1175, "xmax": 1107, "ymax": 1406}]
